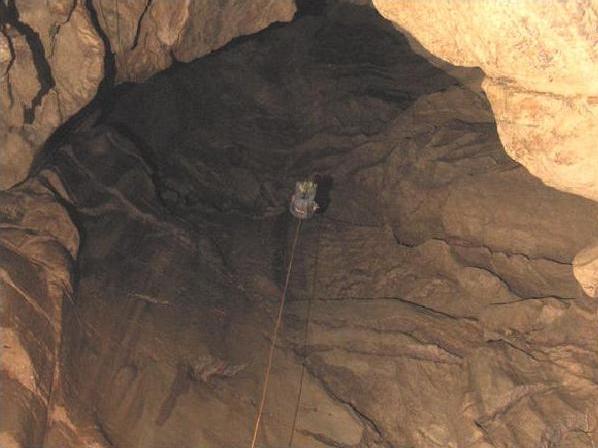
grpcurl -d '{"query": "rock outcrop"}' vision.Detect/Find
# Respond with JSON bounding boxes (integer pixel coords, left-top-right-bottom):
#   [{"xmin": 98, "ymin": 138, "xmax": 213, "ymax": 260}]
[
  {"xmin": 0, "ymin": 171, "xmax": 78, "ymax": 447},
  {"xmin": 372, "ymin": 0, "xmax": 598, "ymax": 203},
  {"xmin": 0, "ymin": 0, "xmax": 296, "ymax": 190}
]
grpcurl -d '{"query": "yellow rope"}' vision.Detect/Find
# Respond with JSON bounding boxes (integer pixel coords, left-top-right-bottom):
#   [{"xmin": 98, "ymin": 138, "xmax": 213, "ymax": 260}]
[
  {"xmin": 288, "ymin": 218, "xmax": 321, "ymax": 447},
  {"xmin": 250, "ymin": 219, "xmax": 303, "ymax": 448}
]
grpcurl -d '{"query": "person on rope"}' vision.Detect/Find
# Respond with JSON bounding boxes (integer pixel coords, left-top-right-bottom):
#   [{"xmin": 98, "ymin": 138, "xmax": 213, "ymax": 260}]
[{"xmin": 289, "ymin": 179, "xmax": 319, "ymax": 219}]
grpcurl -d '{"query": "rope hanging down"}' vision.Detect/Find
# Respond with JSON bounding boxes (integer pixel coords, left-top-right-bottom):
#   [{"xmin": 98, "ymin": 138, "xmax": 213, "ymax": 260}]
[
  {"xmin": 250, "ymin": 220, "xmax": 302, "ymax": 448},
  {"xmin": 250, "ymin": 180, "xmax": 319, "ymax": 448},
  {"xmin": 288, "ymin": 218, "xmax": 321, "ymax": 447}
]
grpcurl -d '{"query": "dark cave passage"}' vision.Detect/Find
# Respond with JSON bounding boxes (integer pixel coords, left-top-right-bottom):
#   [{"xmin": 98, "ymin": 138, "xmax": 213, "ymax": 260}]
[{"xmin": 3, "ymin": 3, "xmax": 598, "ymax": 448}]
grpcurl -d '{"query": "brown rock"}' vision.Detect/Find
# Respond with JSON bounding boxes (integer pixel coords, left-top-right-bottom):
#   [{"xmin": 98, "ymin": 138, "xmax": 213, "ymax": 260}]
[
  {"xmin": 99, "ymin": 0, "xmax": 297, "ymax": 82},
  {"xmin": 49, "ymin": 4, "xmax": 105, "ymax": 125},
  {"xmin": 2, "ymin": 4, "xmax": 598, "ymax": 447},
  {"xmin": 574, "ymin": 242, "xmax": 598, "ymax": 298},
  {"xmin": 372, "ymin": 0, "xmax": 598, "ymax": 202},
  {"xmin": 0, "ymin": 1, "xmax": 103, "ymax": 190},
  {"xmin": 0, "ymin": 26, "xmax": 38, "ymax": 189},
  {"xmin": 0, "ymin": 0, "xmax": 296, "ymax": 190},
  {"xmin": 0, "ymin": 29, "xmax": 13, "ymax": 77},
  {"xmin": 0, "ymin": 172, "xmax": 78, "ymax": 447}
]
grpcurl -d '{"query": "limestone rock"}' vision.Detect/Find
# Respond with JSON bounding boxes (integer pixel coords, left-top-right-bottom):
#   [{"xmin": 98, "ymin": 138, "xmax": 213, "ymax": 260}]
[
  {"xmin": 2, "ymin": 4, "xmax": 598, "ymax": 447},
  {"xmin": 574, "ymin": 242, "xmax": 598, "ymax": 298},
  {"xmin": 0, "ymin": 172, "xmax": 78, "ymax": 447},
  {"xmin": 0, "ymin": 0, "xmax": 295, "ymax": 190},
  {"xmin": 49, "ymin": 4, "xmax": 105, "ymax": 128},
  {"xmin": 32, "ymin": 5, "xmax": 598, "ymax": 446},
  {"xmin": 372, "ymin": 0, "xmax": 598, "ymax": 202},
  {"xmin": 0, "ymin": 1, "xmax": 104, "ymax": 190},
  {"xmin": 90, "ymin": 0, "xmax": 296, "ymax": 83}
]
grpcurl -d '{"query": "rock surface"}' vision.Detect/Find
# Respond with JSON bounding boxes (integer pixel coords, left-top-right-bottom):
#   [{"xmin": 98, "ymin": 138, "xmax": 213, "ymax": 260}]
[
  {"xmin": 3, "ymin": 0, "xmax": 597, "ymax": 206},
  {"xmin": 0, "ymin": 0, "xmax": 105, "ymax": 190},
  {"xmin": 0, "ymin": 171, "xmax": 78, "ymax": 447},
  {"xmin": 2, "ymin": 3, "xmax": 598, "ymax": 447},
  {"xmin": 372, "ymin": 0, "xmax": 598, "ymax": 203},
  {"xmin": 574, "ymin": 242, "xmax": 598, "ymax": 298},
  {"xmin": 0, "ymin": 0, "xmax": 296, "ymax": 190},
  {"xmin": 92, "ymin": 0, "xmax": 297, "ymax": 83}
]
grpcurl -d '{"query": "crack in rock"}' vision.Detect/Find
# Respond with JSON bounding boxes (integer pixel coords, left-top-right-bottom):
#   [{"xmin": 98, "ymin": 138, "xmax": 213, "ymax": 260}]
[{"xmin": 1, "ymin": 0, "xmax": 55, "ymax": 123}]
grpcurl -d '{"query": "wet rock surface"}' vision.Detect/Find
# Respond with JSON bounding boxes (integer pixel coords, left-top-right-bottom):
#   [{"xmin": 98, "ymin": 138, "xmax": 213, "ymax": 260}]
[{"xmin": 2, "ymin": 4, "xmax": 598, "ymax": 447}]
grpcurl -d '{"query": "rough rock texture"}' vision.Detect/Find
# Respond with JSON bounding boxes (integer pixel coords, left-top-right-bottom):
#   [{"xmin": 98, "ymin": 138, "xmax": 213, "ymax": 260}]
[
  {"xmin": 3, "ymin": 3, "xmax": 598, "ymax": 447},
  {"xmin": 0, "ymin": 0, "xmax": 296, "ymax": 190},
  {"xmin": 3, "ymin": 0, "xmax": 597, "ymax": 208},
  {"xmin": 0, "ymin": 0, "xmax": 105, "ymax": 190},
  {"xmin": 574, "ymin": 242, "xmax": 598, "ymax": 298},
  {"xmin": 93, "ymin": 0, "xmax": 297, "ymax": 83},
  {"xmin": 0, "ymin": 171, "xmax": 78, "ymax": 447},
  {"xmin": 372, "ymin": 0, "xmax": 598, "ymax": 204}
]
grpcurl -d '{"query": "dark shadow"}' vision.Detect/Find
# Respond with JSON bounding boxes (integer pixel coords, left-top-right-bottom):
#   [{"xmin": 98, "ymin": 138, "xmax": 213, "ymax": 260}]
[
  {"xmin": 314, "ymin": 174, "xmax": 334, "ymax": 213},
  {"xmin": 295, "ymin": 0, "xmax": 328, "ymax": 17}
]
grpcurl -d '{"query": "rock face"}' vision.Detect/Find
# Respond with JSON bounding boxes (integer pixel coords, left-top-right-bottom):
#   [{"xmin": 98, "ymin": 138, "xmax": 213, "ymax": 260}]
[
  {"xmin": 372, "ymin": 0, "xmax": 598, "ymax": 203},
  {"xmin": 0, "ymin": 171, "xmax": 78, "ymax": 447},
  {"xmin": 3, "ymin": 3, "xmax": 598, "ymax": 447},
  {"xmin": 0, "ymin": 0, "xmax": 296, "ymax": 190},
  {"xmin": 0, "ymin": 0, "xmax": 105, "ymax": 190},
  {"xmin": 3, "ymin": 0, "xmax": 597, "ymax": 207},
  {"xmin": 574, "ymin": 243, "xmax": 598, "ymax": 298},
  {"xmin": 93, "ymin": 0, "xmax": 297, "ymax": 83}
]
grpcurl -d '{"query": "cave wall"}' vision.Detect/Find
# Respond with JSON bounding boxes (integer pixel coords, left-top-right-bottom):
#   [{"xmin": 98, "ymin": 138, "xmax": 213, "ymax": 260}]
[
  {"xmin": 2, "ymin": 1, "xmax": 598, "ymax": 447},
  {"xmin": 1, "ymin": 4, "xmax": 596, "ymax": 446},
  {"xmin": 2, "ymin": 0, "xmax": 597, "ymax": 206},
  {"xmin": 0, "ymin": 1, "xmax": 295, "ymax": 444},
  {"xmin": 370, "ymin": 0, "xmax": 598, "ymax": 297},
  {"xmin": 0, "ymin": 171, "xmax": 78, "ymax": 447},
  {"xmin": 372, "ymin": 0, "xmax": 598, "ymax": 204},
  {"xmin": 0, "ymin": 0, "xmax": 296, "ymax": 190}
]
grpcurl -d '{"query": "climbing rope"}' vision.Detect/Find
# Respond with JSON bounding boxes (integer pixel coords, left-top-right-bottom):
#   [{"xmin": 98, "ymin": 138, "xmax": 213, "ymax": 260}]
[
  {"xmin": 288, "ymin": 218, "xmax": 321, "ymax": 447},
  {"xmin": 250, "ymin": 219, "xmax": 303, "ymax": 448},
  {"xmin": 250, "ymin": 179, "xmax": 321, "ymax": 448}
]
